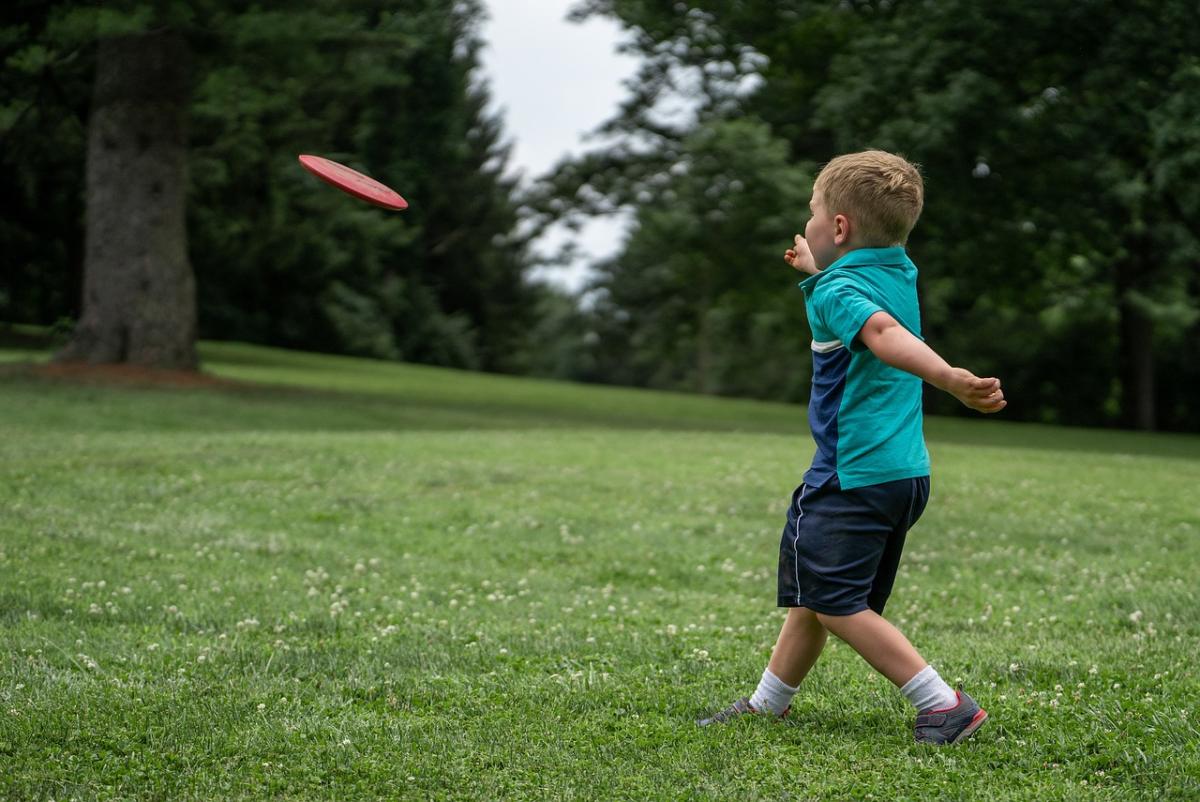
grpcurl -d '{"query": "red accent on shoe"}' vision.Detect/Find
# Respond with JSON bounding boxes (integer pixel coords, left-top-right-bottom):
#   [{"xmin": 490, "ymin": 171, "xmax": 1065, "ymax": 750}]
[{"xmin": 951, "ymin": 708, "xmax": 989, "ymax": 743}]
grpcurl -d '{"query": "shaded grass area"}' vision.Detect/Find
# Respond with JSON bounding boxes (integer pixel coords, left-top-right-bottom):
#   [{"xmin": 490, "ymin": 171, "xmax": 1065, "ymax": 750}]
[
  {"xmin": 2, "ymin": 341, "xmax": 1199, "ymax": 800},
  {"xmin": 4, "ymin": 338, "xmax": 1200, "ymax": 460},
  {"xmin": 1, "ymin": 340, "xmax": 806, "ymax": 436}
]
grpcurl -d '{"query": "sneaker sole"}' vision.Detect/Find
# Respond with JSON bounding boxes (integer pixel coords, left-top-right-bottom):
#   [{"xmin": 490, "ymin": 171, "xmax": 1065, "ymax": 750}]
[{"xmin": 951, "ymin": 708, "xmax": 988, "ymax": 744}]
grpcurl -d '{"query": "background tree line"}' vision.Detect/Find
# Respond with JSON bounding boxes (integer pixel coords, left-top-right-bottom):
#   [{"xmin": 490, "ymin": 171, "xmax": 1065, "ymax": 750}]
[
  {"xmin": 2, "ymin": 1, "xmax": 1197, "ymax": 431},
  {"xmin": 532, "ymin": 0, "xmax": 1200, "ymax": 432}
]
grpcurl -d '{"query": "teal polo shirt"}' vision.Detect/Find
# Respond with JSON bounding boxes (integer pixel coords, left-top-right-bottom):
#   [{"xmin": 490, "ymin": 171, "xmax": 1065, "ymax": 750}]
[{"xmin": 798, "ymin": 247, "xmax": 930, "ymax": 490}]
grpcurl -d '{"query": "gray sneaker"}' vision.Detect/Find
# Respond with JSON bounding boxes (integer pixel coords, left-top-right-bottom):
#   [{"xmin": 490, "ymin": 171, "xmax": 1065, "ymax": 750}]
[
  {"xmin": 697, "ymin": 697, "xmax": 788, "ymax": 726},
  {"xmin": 914, "ymin": 689, "xmax": 988, "ymax": 744}
]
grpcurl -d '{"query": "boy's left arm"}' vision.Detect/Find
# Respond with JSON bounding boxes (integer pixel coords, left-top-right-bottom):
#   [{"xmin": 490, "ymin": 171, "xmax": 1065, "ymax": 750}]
[{"xmin": 858, "ymin": 311, "xmax": 1006, "ymax": 414}]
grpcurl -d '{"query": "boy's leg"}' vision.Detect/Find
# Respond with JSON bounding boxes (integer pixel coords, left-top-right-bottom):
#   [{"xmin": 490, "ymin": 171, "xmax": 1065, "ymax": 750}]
[
  {"xmin": 813, "ymin": 609, "xmax": 924, "ymax": 687},
  {"xmin": 698, "ymin": 608, "xmax": 825, "ymax": 724},
  {"xmin": 815, "ymin": 608, "xmax": 980, "ymax": 734},
  {"xmin": 767, "ymin": 607, "xmax": 828, "ymax": 687},
  {"xmin": 745, "ymin": 607, "xmax": 827, "ymax": 716}
]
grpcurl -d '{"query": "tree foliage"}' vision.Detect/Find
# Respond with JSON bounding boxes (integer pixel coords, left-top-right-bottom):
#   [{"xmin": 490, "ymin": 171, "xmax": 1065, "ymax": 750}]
[
  {"xmin": 1, "ymin": 0, "xmax": 533, "ymax": 371},
  {"xmin": 543, "ymin": 0, "xmax": 1200, "ymax": 430},
  {"xmin": 582, "ymin": 119, "xmax": 811, "ymax": 399}
]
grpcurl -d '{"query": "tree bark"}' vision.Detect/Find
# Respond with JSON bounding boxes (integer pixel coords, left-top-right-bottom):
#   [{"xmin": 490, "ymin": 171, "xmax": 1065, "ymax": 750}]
[
  {"xmin": 1115, "ymin": 241, "xmax": 1156, "ymax": 431},
  {"xmin": 1118, "ymin": 297, "xmax": 1156, "ymax": 431},
  {"xmin": 57, "ymin": 30, "xmax": 197, "ymax": 369}
]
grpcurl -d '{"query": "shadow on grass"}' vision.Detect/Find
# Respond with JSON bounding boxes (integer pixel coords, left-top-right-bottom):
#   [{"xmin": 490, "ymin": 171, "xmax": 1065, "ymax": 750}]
[
  {"xmin": 0, "ymin": 363, "xmax": 803, "ymax": 436},
  {"xmin": 2, "ymin": 354, "xmax": 1198, "ymax": 462}
]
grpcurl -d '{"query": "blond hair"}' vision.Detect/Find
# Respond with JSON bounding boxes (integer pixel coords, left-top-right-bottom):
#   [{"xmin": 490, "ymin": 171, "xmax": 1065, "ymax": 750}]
[{"xmin": 813, "ymin": 150, "xmax": 924, "ymax": 246}]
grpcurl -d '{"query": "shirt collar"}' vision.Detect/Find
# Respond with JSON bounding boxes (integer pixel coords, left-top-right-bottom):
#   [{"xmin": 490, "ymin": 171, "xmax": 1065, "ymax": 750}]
[{"xmin": 799, "ymin": 247, "xmax": 910, "ymax": 291}]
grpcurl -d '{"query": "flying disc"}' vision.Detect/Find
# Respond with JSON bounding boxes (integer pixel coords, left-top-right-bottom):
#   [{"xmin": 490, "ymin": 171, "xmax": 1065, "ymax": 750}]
[{"xmin": 298, "ymin": 154, "xmax": 408, "ymax": 210}]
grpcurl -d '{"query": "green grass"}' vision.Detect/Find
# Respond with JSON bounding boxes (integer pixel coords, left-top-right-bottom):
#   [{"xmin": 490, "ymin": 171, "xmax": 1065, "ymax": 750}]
[{"xmin": 1, "ymin": 341, "xmax": 1198, "ymax": 800}]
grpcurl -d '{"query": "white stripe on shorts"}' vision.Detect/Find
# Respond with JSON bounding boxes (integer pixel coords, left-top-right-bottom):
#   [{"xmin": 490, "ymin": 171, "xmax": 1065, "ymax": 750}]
[{"xmin": 792, "ymin": 484, "xmax": 806, "ymax": 606}]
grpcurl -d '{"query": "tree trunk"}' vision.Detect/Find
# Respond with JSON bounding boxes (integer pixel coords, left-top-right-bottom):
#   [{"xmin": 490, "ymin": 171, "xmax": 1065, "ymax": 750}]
[
  {"xmin": 1115, "ymin": 242, "xmax": 1156, "ymax": 431},
  {"xmin": 1118, "ymin": 297, "xmax": 1156, "ymax": 430},
  {"xmin": 57, "ymin": 31, "xmax": 197, "ymax": 369}
]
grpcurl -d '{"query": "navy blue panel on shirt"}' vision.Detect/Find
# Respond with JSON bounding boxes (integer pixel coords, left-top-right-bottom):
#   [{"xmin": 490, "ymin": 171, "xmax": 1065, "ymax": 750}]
[{"xmin": 804, "ymin": 343, "xmax": 850, "ymax": 488}]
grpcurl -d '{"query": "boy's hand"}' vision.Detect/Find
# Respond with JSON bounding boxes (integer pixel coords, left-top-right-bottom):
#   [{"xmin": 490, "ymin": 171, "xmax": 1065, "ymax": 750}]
[
  {"xmin": 942, "ymin": 368, "xmax": 1006, "ymax": 413},
  {"xmin": 785, "ymin": 234, "xmax": 819, "ymax": 275}
]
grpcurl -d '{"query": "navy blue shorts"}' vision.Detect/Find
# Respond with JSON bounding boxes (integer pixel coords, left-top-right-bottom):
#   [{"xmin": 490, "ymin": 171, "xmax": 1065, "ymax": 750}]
[{"xmin": 776, "ymin": 475, "xmax": 930, "ymax": 615}]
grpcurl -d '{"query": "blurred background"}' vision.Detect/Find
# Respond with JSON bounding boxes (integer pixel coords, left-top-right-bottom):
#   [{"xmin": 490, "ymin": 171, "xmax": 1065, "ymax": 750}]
[{"xmin": 2, "ymin": 0, "xmax": 1197, "ymax": 431}]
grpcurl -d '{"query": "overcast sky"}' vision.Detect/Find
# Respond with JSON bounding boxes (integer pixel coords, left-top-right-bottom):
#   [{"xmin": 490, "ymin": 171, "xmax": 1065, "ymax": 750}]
[{"xmin": 479, "ymin": 2, "xmax": 639, "ymax": 291}]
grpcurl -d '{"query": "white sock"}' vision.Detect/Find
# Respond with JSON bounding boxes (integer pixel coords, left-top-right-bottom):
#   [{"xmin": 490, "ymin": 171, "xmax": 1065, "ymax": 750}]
[
  {"xmin": 900, "ymin": 665, "xmax": 958, "ymax": 711},
  {"xmin": 748, "ymin": 668, "xmax": 798, "ymax": 716}
]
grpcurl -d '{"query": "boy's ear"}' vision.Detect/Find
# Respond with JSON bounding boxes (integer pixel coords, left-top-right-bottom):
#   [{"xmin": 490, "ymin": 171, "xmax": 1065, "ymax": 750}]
[{"xmin": 833, "ymin": 213, "xmax": 852, "ymax": 245}]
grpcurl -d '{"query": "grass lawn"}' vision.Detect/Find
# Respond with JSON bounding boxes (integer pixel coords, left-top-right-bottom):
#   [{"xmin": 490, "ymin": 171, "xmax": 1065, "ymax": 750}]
[{"xmin": 1, "ymin": 341, "xmax": 1198, "ymax": 800}]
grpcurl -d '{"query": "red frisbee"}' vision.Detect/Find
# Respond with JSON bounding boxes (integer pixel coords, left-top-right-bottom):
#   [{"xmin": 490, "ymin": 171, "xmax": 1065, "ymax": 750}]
[{"xmin": 298, "ymin": 154, "xmax": 409, "ymax": 211}]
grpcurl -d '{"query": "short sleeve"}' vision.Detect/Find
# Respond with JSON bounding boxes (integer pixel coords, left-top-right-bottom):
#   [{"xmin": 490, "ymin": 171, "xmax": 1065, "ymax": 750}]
[{"xmin": 811, "ymin": 278, "xmax": 883, "ymax": 352}]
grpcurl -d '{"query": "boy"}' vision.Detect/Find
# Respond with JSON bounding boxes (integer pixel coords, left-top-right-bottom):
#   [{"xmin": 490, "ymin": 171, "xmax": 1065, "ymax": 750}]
[{"xmin": 698, "ymin": 151, "xmax": 1005, "ymax": 744}]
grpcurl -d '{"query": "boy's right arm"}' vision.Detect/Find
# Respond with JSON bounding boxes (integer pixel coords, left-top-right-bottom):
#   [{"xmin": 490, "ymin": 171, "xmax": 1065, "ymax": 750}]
[{"xmin": 857, "ymin": 311, "xmax": 1006, "ymax": 414}]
